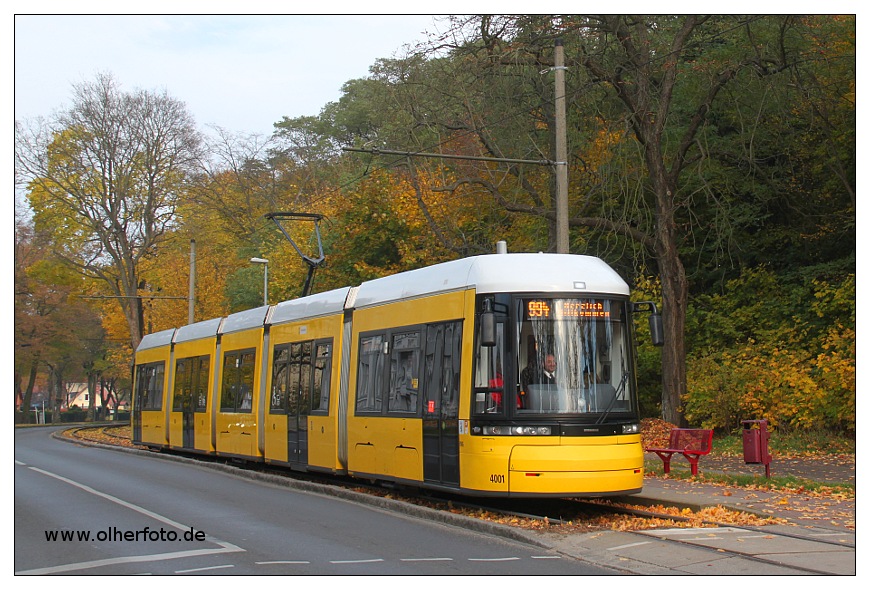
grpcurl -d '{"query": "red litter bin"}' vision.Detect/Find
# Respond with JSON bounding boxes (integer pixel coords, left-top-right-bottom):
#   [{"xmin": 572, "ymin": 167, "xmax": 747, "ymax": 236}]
[{"xmin": 742, "ymin": 419, "xmax": 771, "ymax": 478}]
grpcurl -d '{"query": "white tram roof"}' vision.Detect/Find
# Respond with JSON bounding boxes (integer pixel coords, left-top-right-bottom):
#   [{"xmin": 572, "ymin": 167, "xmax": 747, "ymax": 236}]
[
  {"xmin": 268, "ymin": 287, "xmax": 351, "ymax": 325},
  {"xmin": 173, "ymin": 317, "xmax": 222, "ymax": 344},
  {"xmin": 220, "ymin": 305, "xmax": 270, "ymax": 335},
  {"xmin": 352, "ymin": 253, "xmax": 628, "ymax": 309},
  {"xmin": 137, "ymin": 328, "xmax": 176, "ymax": 350},
  {"xmin": 136, "ymin": 254, "xmax": 628, "ymax": 353}
]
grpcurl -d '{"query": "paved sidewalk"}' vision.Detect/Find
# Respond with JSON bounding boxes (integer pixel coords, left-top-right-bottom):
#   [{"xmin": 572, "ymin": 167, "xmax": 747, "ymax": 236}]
[
  {"xmin": 633, "ymin": 476, "xmax": 856, "ymax": 531},
  {"xmin": 535, "ymin": 454, "xmax": 858, "ymax": 575},
  {"xmin": 634, "ymin": 452, "xmax": 856, "ymax": 531},
  {"xmin": 647, "ymin": 451, "xmax": 856, "ymax": 485}
]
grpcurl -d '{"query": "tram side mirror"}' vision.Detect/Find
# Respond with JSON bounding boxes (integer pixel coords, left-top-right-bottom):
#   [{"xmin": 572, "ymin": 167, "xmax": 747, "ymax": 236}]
[
  {"xmin": 633, "ymin": 301, "xmax": 665, "ymax": 347},
  {"xmin": 649, "ymin": 312, "xmax": 664, "ymax": 347},
  {"xmin": 480, "ymin": 311, "xmax": 496, "ymax": 347}
]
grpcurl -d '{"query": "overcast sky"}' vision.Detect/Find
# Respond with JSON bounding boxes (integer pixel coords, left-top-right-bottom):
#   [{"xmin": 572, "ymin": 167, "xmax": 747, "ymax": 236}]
[
  {"xmin": 15, "ymin": 6, "xmax": 859, "ymax": 137},
  {"xmin": 14, "ymin": 13, "xmax": 442, "ymax": 137}
]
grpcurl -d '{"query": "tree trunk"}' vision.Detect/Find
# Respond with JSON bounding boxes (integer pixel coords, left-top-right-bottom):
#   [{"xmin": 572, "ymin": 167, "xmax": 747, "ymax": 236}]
[
  {"xmin": 86, "ymin": 370, "xmax": 97, "ymax": 422},
  {"xmin": 121, "ymin": 291, "xmax": 144, "ymax": 351},
  {"xmin": 20, "ymin": 357, "xmax": 39, "ymax": 424},
  {"xmin": 649, "ymin": 156, "xmax": 689, "ymax": 426},
  {"xmin": 50, "ymin": 369, "xmax": 63, "ymax": 424},
  {"xmin": 658, "ymin": 240, "xmax": 689, "ymax": 426}
]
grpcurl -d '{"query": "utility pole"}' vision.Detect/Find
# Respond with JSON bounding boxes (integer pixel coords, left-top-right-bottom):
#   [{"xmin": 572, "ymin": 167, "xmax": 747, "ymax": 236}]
[
  {"xmin": 345, "ymin": 39, "xmax": 570, "ymax": 254},
  {"xmin": 188, "ymin": 239, "xmax": 196, "ymax": 324},
  {"xmin": 554, "ymin": 38, "xmax": 569, "ymax": 254}
]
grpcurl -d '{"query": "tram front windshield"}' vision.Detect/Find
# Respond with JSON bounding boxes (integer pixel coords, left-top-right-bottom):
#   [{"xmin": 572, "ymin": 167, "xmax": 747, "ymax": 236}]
[{"xmin": 474, "ymin": 297, "xmax": 635, "ymax": 416}]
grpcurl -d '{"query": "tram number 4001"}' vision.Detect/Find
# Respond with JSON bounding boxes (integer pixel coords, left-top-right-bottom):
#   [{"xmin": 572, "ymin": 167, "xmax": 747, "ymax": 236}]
[{"xmin": 489, "ymin": 474, "xmax": 505, "ymax": 484}]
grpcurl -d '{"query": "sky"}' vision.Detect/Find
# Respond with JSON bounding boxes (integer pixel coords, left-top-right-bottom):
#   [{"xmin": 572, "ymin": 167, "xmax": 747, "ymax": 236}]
[
  {"xmin": 14, "ymin": 13, "xmax": 443, "ymax": 137},
  {"xmin": 14, "ymin": 5, "xmax": 862, "ymax": 137}
]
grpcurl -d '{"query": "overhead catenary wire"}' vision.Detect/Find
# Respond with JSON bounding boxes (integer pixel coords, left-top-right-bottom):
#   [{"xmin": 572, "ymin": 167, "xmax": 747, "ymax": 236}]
[{"xmin": 307, "ymin": 16, "xmax": 769, "ymax": 207}]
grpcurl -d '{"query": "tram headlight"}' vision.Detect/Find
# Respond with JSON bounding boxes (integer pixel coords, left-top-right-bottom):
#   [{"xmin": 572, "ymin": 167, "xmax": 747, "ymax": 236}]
[
  {"xmin": 479, "ymin": 425, "xmax": 553, "ymax": 436},
  {"xmin": 621, "ymin": 423, "xmax": 640, "ymax": 434}
]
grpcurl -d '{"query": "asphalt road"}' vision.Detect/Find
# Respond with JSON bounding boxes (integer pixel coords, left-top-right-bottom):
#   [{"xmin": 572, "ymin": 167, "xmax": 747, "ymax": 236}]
[{"xmin": 14, "ymin": 427, "xmax": 615, "ymax": 576}]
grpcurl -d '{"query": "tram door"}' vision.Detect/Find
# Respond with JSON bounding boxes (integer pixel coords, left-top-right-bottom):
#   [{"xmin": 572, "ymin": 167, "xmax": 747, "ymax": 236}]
[
  {"xmin": 422, "ymin": 322, "xmax": 462, "ymax": 487},
  {"xmin": 132, "ymin": 403, "xmax": 142, "ymax": 442},
  {"xmin": 174, "ymin": 357, "xmax": 207, "ymax": 450},
  {"xmin": 132, "ymin": 365, "xmax": 144, "ymax": 442},
  {"xmin": 286, "ymin": 342, "xmax": 311, "ymax": 465}
]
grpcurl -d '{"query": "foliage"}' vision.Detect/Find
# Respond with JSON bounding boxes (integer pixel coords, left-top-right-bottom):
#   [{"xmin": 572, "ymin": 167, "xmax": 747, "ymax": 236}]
[
  {"xmin": 14, "ymin": 17, "xmax": 855, "ymax": 433},
  {"xmin": 684, "ymin": 268, "xmax": 855, "ymax": 432},
  {"xmin": 710, "ymin": 428, "xmax": 855, "ymax": 457},
  {"xmin": 631, "ymin": 271, "xmax": 664, "ymax": 418},
  {"xmin": 16, "ymin": 73, "xmax": 203, "ymax": 349}
]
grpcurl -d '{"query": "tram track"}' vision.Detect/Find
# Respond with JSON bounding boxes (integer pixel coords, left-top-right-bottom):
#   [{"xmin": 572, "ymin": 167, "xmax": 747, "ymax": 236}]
[
  {"xmin": 67, "ymin": 425, "xmax": 854, "ymax": 554},
  {"xmin": 46, "ymin": 425, "xmax": 857, "ymax": 575},
  {"xmin": 445, "ymin": 496, "xmax": 855, "ymax": 575}
]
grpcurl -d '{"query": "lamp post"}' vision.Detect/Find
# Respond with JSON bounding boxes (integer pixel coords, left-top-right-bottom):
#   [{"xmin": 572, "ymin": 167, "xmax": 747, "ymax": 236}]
[{"xmin": 250, "ymin": 257, "xmax": 269, "ymax": 306}]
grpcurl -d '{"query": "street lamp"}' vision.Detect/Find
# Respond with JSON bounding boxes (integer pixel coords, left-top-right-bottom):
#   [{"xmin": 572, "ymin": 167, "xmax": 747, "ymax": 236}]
[{"xmin": 250, "ymin": 257, "xmax": 269, "ymax": 306}]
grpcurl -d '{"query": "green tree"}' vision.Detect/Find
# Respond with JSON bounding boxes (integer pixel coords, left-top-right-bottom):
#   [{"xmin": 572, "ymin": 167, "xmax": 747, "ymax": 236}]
[
  {"xmin": 399, "ymin": 15, "xmax": 854, "ymax": 425},
  {"xmin": 16, "ymin": 73, "xmax": 203, "ymax": 350},
  {"xmin": 685, "ymin": 268, "xmax": 855, "ymax": 432}
]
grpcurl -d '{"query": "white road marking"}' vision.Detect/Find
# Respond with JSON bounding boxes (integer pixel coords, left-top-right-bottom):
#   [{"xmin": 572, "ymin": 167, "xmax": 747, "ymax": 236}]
[
  {"xmin": 17, "ymin": 548, "xmax": 243, "ymax": 576},
  {"xmin": 330, "ymin": 558, "xmax": 385, "ymax": 564},
  {"xmin": 16, "ymin": 466, "xmax": 245, "ymax": 575},
  {"xmin": 175, "ymin": 564, "xmax": 235, "ymax": 574},
  {"xmin": 256, "ymin": 560, "xmax": 312, "ymax": 565},
  {"xmin": 607, "ymin": 541, "xmax": 652, "ymax": 551}
]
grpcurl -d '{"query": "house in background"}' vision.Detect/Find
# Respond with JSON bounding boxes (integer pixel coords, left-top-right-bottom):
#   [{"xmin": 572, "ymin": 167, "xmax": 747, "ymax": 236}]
[{"xmin": 65, "ymin": 382, "xmax": 119, "ymax": 412}]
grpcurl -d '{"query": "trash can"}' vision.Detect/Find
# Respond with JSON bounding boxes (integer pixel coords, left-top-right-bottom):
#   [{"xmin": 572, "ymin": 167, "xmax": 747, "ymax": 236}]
[{"xmin": 742, "ymin": 419, "xmax": 771, "ymax": 477}]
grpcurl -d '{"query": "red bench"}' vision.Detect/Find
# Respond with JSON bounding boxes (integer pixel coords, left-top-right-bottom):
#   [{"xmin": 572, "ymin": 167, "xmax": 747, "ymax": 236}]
[{"xmin": 645, "ymin": 428, "xmax": 713, "ymax": 476}]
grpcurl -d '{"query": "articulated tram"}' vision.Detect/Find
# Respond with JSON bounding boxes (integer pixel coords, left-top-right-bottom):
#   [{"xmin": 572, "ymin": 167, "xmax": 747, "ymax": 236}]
[{"xmin": 132, "ymin": 251, "xmax": 662, "ymax": 497}]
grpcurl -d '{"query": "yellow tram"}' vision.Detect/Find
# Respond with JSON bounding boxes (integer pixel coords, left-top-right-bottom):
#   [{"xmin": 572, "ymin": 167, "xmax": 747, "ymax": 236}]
[{"xmin": 133, "ymin": 252, "xmax": 662, "ymax": 497}]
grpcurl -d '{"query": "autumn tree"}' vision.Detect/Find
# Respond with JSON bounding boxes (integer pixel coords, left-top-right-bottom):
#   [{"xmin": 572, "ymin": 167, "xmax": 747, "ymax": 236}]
[
  {"xmin": 14, "ymin": 215, "xmax": 49, "ymax": 420},
  {"xmin": 384, "ymin": 15, "xmax": 852, "ymax": 426},
  {"xmin": 14, "ymin": 215, "xmax": 107, "ymax": 422},
  {"xmin": 15, "ymin": 73, "xmax": 203, "ymax": 350}
]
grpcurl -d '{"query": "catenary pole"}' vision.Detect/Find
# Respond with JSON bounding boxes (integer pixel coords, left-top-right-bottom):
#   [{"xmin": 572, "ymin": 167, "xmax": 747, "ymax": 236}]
[
  {"xmin": 189, "ymin": 239, "xmax": 196, "ymax": 325},
  {"xmin": 554, "ymin": 39, "xmax": 569, "ymax": 254}
]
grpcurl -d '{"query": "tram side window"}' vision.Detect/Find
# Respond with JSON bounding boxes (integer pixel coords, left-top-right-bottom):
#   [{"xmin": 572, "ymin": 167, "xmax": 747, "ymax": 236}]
[
  {"xmin": 422, "ymin": 325, "xmax": 443, "ymax": 416},
  {"xmin": 173, "ymin": 359, "xmax": 191, "ymax": 411},
  {"xmin": 172, "ymin": 355, "xmax": 210, "ymax": 413},
  {"xmin": 194, "ymin": 357, "xmax": 210, "ymax": 412},
  {"xmin": 422, "ymin": 321, "xmax": 463, "ymax": 418},
  {"xmin": 473, "ymin": 322, "xmax": 505, "ymax": 414},
  {"xmin": 311, "ymin": 341, "xmax": 333, "ymax": 414},
  {"xmin": 443, "ymin": 322, "xmax": 462, "ymax": 418},
  {"xmin": 388, "ymin": 331, "xmax": 420, "ymax": 413},
  {"xmin": 285, "ymin": 342, "xmax": 313, "ymax": 417},
  {"xmin": 272, "ymin": 340, "xmax": 334, "ymax": 415},
  {"xmin": 271, "ymin": 345, "xmax": 290, "ymax": 414},
  {"xmin": 221, "ymin": 349, "xmax": 256, "ymax": 413},
  {"xmin": 135, "ymin": 362, "xmax": 165, "ymax": 411},
  {"xmin": 356, "ymin": 334, "xmax": 385, "ymax": 413}
]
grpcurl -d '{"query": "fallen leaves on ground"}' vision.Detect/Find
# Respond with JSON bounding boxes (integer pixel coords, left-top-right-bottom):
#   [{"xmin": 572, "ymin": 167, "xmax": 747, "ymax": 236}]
[
  {"xmin": 641, "ymin": 418, "xmax": 678, "ymax": 449},
  {"xmin": 70, "ymin": 423, "xmax": 853, "ymax": 531},
  {"xmin": 66, "ymin": 425, "xmax": 145, "ymax": 449}
]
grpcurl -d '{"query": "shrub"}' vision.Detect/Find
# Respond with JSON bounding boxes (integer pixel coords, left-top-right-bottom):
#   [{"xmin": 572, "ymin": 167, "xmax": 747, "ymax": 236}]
[{"xmin": 685, "ymin": 268, "xmax": 854, "ymax": 432}]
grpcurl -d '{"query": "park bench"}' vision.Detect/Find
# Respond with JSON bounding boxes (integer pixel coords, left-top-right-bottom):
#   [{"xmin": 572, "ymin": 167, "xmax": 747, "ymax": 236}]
[{"xmin": 645, "ymin": 428, "xmax": 713, "ymax": 476}]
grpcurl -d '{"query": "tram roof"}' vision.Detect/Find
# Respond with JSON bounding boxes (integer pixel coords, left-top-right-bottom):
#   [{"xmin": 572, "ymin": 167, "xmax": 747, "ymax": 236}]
[
  {"xmin": 220, "ymin": 305, "xmax": 270, "ymax": 335},
  {"xmin": 137, "ymin": 328, "xmax": 175, "ymax": 350},
  {"xmin": 173, "ymin": 317, "xmax": 222, "ymax": 344},
  {"xmin": 136, "ymin": 254, "xmax": 630, "ymax": 353},
  {"xmin": 352, "ymin": 253, "xmax": 629, "ymax": 309},
  {"xmin": 268, "ymin": 287, "xmax": 351, "ymax": 325}
]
